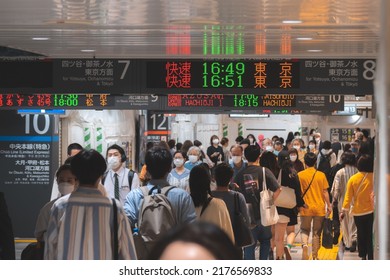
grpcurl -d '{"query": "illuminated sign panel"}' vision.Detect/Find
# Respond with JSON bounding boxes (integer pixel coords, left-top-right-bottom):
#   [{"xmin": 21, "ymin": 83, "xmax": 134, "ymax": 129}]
[{"xmin": 0, "ymin": 58, "xmax": 374, "ymax": 95}]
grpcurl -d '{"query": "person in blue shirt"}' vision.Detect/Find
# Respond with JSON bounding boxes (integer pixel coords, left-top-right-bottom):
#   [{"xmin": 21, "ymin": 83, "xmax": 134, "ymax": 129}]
[
  {"xmin": 124, "ymin": 146, "xmax": 196, "ymax": 228},
  {"xmin": 184, "ymin": 146, "xmax": 203, "ymax": 171}
]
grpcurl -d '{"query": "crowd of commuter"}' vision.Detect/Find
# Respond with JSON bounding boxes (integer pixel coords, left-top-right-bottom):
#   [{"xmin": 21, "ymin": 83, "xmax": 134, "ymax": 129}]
[{"xmin": 7, "ymin": 127, "xmax": 374, "ymax": 260}]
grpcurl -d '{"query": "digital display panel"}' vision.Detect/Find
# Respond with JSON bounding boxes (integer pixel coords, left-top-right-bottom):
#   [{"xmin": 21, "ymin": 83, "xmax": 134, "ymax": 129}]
[
  {"xmin": 0, "ymin": 94, "xmax": 114, "ymax": 109},
  {"xmin": 0, "ymin": 58, "xmax": 375, "ymax": 95},
  {"xmin": 146, "ymin": 60, "xmax": 300, "ymax": 92}
]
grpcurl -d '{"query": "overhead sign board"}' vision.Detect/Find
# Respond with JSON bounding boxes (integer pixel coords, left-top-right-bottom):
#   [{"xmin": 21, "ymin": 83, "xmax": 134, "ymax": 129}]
[{"xmin": 0, "ymin": 58, "xmax": 375, "ymax": 95}]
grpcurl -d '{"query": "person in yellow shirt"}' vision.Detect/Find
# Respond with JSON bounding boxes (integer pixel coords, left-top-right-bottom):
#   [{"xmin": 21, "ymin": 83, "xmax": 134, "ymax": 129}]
[
  {"xmin": 298, "ymin": 152, "xmax": 332, "ymax": 260},
  {"xmin": 340, "ymin": 154, "xmax": 374, "ymax": 260}
]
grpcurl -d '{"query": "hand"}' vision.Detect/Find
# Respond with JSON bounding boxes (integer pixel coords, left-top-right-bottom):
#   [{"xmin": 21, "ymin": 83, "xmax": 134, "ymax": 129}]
[
  {"xmin": 339, "ymin": 212, "xmax": 345, "ymax": 221},
  {"xmin": 326, "ymin": 204, "xmax": 332, "ymax": 214}
]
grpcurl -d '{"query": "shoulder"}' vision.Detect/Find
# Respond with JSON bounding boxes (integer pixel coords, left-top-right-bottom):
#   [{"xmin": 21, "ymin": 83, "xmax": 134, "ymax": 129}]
[{"xmin": 210, "ymin": 197, "xmax": 228, "ymax": 208}]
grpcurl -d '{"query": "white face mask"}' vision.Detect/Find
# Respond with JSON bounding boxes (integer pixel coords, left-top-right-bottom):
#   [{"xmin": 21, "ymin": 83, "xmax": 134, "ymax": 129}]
[
  {"xmin": 293, "ymin": 145, "xmax": 301, "ymax": 150},
  {"xmin": 249, "ymin": 138, "xmax": 254, "ymax": 144},
  {"xmin": 199, "ymin": 145, "xmax": 204, "ymax": 150},
  {"xmin": 58, "ymin": 182, "xmax": 75, "ymax": 196},
  {"xmin": 188, "ymin": 155, "xmax": 198, "ymax": 163},
  {"xmin": 308, "ymin": 144, "xmax": 315, "ymax": 150},
  {"xmin": 232, "ymin": 156, "xmax": 242, "ymax": 164},
  {"xmin": 107, "ymin": 156, "xmax": 121, "ymax": 170},
  {"xmin": 265, "ymin": 145, "xmax": 273, "ymax": 152},
  {"xmin": 290, "ymin": 155, "xmax": 297, "ymax": 162},
  {"xmin": 212, "ymin": 139, "xmax": 219, "ymax": 145},
  {"xmin": 173, "ymin": 158, "xmax": 184, "ymax": 167},
  {"xmin": 315, "ymin": 138, "xmax": 320, "ymax": 143}
]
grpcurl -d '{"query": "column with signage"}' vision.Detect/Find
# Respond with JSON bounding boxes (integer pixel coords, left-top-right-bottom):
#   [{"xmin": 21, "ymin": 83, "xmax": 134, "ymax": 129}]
[
  {"xmin": 0, "ymin": 110, "xmax": 59, "ymax": 237},
  {"xmin": 146, "ymin": 112, "xmax": 172, "ymax": 143}
]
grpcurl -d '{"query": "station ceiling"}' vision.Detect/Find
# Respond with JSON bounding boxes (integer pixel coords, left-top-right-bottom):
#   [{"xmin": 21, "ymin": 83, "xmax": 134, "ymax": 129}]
[{"xmin": 0, "ymin": 0, "xmax": 381, "ymax": 59}]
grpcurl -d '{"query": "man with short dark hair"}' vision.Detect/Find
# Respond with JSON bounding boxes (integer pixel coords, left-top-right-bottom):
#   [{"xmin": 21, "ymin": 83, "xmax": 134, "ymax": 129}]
[
  {"xmin": 234, "ymin": 145, "xmax": 281, "ymax": 260},
  {"xmin": 103, "ymin": 144, "xmax": 140, "ymax": 205},
  {"xmin": 124, "ymin": 146, "xmax": 196, "ymax": 229},
  {"xmin": 45, "ymin": 149, "xmax": 137, "ymax": 260},
  {"xmin": 67, "ymin": 142, "xmax": 83, "ymax": 157},
  {"xmin": 298, "ymin": 152, "xmax": 332, "ymax": 260}
]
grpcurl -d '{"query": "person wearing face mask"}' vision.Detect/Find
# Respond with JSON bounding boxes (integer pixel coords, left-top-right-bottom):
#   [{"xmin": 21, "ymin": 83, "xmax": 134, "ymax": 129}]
[
  {"xmin": 207, "ymin": 135, "xmax": 225, "ymax": 167},
  {"xmin": 288, "ymin": 148, "xmax": 304, "ymax": 172},
  {"xmin": 262, "ymin": 138, "xmax": 274, "ymax": 154},
  {"xmin": 34, "ymin": 164, "xmax": 78, "ymax": 242},
  {"xmin": 273, "ymin": 140, "xmax": 283, "ymax": 156},
  {"xmin": 103, "ymin": 144, "xmax": 140, "ymax": 205},
  {"xmin": 167, "ymin": 151, "xmax": 191, "ymax": 192},
  {"xmin": 184, "ymin": 146, "xmax": 203, "ymax": 171},
  {"xmin": 313, "ymin": 132, "xmax": 323, "ymax": 151},
  {"xmin": 246, "ymin": 134, "xmax": 258, "ymax": 147},
  {"xmin": 307, "ymin": 140, "xmax": 318, "ymax": 155},
  {"xmin": 229, "ymin": 145, "xmax": 247, "ymax": 181},
  {"xmin": 291, "ymin": 138, "xmax": 306, "ymax": 164}
]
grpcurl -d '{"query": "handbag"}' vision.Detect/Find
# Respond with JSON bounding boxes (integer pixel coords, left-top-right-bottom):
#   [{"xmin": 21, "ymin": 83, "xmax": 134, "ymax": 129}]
[
  {"xmin": 232, "ymin": 193, "xmax": 255, "ymax": 247},
  {"xmin": 260, "ymin": 167, "xmax": 279, "ymax": 226},
  {"xmin": 349, "ymin": 173, "xmax": 368, "ymax": 216},
  {"xmin": 274, "ymin": 170, "xmax": 297, "ymax": 209},
  {"xmin": 321, "ymin": 216, "xmax": 333, "ymax": 249},
  {"xmin": 21, "ymin": 241, "xmax": 44, "ymax": 260}
]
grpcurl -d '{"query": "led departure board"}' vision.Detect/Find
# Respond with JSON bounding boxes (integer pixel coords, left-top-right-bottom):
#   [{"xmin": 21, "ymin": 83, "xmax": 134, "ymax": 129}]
[{"xmin": 0, "ymin": 58, "xmax": 375, "ymax": 95}]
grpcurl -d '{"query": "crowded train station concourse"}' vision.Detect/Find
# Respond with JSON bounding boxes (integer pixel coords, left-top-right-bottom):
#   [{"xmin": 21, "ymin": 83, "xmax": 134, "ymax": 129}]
[{"xmin": 0, "ymin": 0, "xmax": 389, "ymax": 265}]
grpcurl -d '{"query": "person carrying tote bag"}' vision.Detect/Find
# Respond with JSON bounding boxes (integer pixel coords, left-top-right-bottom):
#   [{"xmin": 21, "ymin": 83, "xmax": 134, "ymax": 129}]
[
  {"xmin": 274, "ymin": 170, "xmax": 297, "ymax": 209},
  {"xmin": 260, "ymin": 167, "xmax": 279, "ymax": 226}
]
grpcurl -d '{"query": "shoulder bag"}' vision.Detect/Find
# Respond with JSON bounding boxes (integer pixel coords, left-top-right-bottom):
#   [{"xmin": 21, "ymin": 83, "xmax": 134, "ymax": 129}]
[
  {"xmin": 233, "ymin": 193, "xmax": 255, "ymax": 247},
  {"xmin": 274, "ymin": 170, "xmax": 297, "ymax": 209},
  {"xmin": 112, "ymin": 198, "xmax": 119, "ymax": 260},
  {"xmin": 260, "ymin": 167, "xmax": 279, "ymax": 226}
]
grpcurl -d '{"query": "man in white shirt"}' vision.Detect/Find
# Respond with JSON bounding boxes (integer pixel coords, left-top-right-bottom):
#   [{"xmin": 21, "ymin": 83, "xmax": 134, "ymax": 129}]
[{"xmin": 103, "ymin": 144, "xmax": 140, "ymax": 205}]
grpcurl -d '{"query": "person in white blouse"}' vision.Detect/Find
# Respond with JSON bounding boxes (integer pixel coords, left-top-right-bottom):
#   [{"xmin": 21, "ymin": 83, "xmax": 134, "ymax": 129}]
[{"xmin": 167, "ymin": 151, "xmax": 190, "ymax": 192}]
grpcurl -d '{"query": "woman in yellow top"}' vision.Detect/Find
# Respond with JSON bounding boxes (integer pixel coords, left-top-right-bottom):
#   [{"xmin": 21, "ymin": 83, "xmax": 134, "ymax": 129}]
[{"xmin": 340, "ymin": 154, "xmax": 374, "ymax": 260}]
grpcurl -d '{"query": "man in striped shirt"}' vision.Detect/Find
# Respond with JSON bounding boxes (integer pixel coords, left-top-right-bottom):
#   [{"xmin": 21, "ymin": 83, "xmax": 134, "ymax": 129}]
[{"xmin": 45, "ymin": 149, "xmax": 137, "ymax": 260}]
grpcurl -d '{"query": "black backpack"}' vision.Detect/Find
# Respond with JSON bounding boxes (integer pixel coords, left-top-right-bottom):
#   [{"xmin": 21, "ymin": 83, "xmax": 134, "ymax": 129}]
[
  {"xmin": 317, "ymin": 151, "xmax": 333, "ymax": 179},
  {"xmin": 102, "ymin": 169, "xmax": 135, "ymax": 189}
]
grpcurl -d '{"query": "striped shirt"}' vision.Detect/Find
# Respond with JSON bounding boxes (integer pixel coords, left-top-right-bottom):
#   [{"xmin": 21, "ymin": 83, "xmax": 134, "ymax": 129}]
[{"xmin": 45, "ymin": 187, "xmax": 137, "ymax": 260}]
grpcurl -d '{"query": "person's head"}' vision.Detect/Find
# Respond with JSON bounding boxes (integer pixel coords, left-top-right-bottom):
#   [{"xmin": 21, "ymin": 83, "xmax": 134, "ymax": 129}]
[
  {"xmin": 357, "ymin": 154, "xmax": 374, "ymax": 172},
  {"xmin": 71, "ymin": 149, "xmax": 107, "ymax": 186},
  {"xmin": 288, "ymin": 148, "xmax": 298, "ymax": 162},
  {"xmin": 313, "ymin": 132, "xmax": 321, "ymax": 142},
  {"xmin": 235, "ymin": 136, "xmax": 244, "ymax": 144},
  {"xmin": 148, "ymin": 221, "xmax": 241, "ymax": 260},
  {"xmin": 351, "ymin": 141, "xmax": 359, "ymax": 153},
  {"xmin": 193, "ymin": 140, "xmax": 202, "ymax": 148},
  {"xmin": 246, "ymin": 134, "xmax": 256, "ymax": 145},
  {"xmin": 181, "ymin": 140, "xmax": 194, "ymax": 154},
  {"xmin": 304, "ymin": 152, "xmax": 317, "ymax": 167},
  {"xmin": 173, "ymin": 151, "xmax": 186, "ymax": 168},
  {"xmin": 168, "ymin": 139, "xmax": 176, "ymax": 149},
  {"xmin": 257, "ymin": 134, "xmax": 264, "ymax": 145},
  {"xmin": 344, "ymin": 143, "xmax": 351, "ymax": 152},
  {"xmin": 230, "ymin": 145, "xmax": 243, "ymax": 164},
  {"xmin": 187, "ymin": 146, "xmax": 201, "ymax": 163},
  {"xmin": 294, "ymin": 131, "xmax": 301, "ymax": 139},
  {"xmin": 286, "ymin": 131, "xmax": 294, "ymax": 142},
  {"xmin": 322, "ymin": 140, "xmax": 332, "ymax": 151},
  {"xmin": 260, "ymin": 151, "xmax": 278, "ymax": 171},
  {"xmin": 220, "ymin": 137, "xmax": 229, "ymax": 148},
  {"xmin": 355, "ymin": 131, "xmax": 363, "ymax": 141},
  {"xmin": 210, "ymin": 135, "xmax": 220, "ymax": 146},
  {"xmin": 278, "ymin": 150, "xmax": 293, "ymax": 172},
  {"xmin": 106, "ymin": 144, "xmax": 126, "ymax": 171},
  {"xmin": 271, "ymin": 135, "xmax": 279, "ymax": 143},
  {"xmin": 67, "ymin": 143, "xmax": 83, "ymax": 157},
  {"xmin": 244, "ymin": 145, "xmax": 261, "ymax": 163},
  {"xmin": 291, "ymin": 138, "xmax": 302, "ymax": 150},
  {"xmin": 175, "ymin": 142, "xmax": 183, "ymax": 151},
  {"xmin": 240, "ymin": 138, "xmax": 250, "ymax": 150},
  {"xmin": 56, "ymin": 164, "xmax": 78, "ymax": 195},
  {"xmin": 214, "ymin": 163, "xmax": 233, "ymax": 188},
  {"xmin": 309, "ymin": 129, "xmax": 316, "ymax": 136},
  {"xmin": 308, "ymin": 140, "xmax": 316, "ymax": 150},
  {"xmin": 157, "ymin": 140, "xmax": 170, "ymax": 151},
  {"xmin": 273, "ymin": 141, "xmax": 283, "ymax": 155},
  {"xmin": 341, "ymin": 151, "xmax": 357, "ymax": 166},
  {"xmin": 189, "ymin": 165, "xmax": 211, "ymax": 207},
  {"xmin": 262, "ymin": 138, "xmax": 273, "ymax": 152},
  {"xmin": 145, "ymin": 146, "xmax": 173, "ymax": 179}
]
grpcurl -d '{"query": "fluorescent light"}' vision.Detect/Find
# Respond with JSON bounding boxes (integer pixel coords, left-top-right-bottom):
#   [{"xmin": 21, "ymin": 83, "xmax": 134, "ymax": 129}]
[
  {"xmin": 307, "ymin": 49, "xmax": 323, "ymax": 52},
  {"xmin": 32, "ymin": 37, "xmax": 50, "ymax": 41},
  {"xmin": 296, "ymin": 37, "xmax": 313, "ymax": 41},
  {"xmin": 81, "ymin": 49, "xmax": 95, "ymax": 52},
  {"xmin": 282, "ymin": 20, "xmax": 302, "ymax": 24}
]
